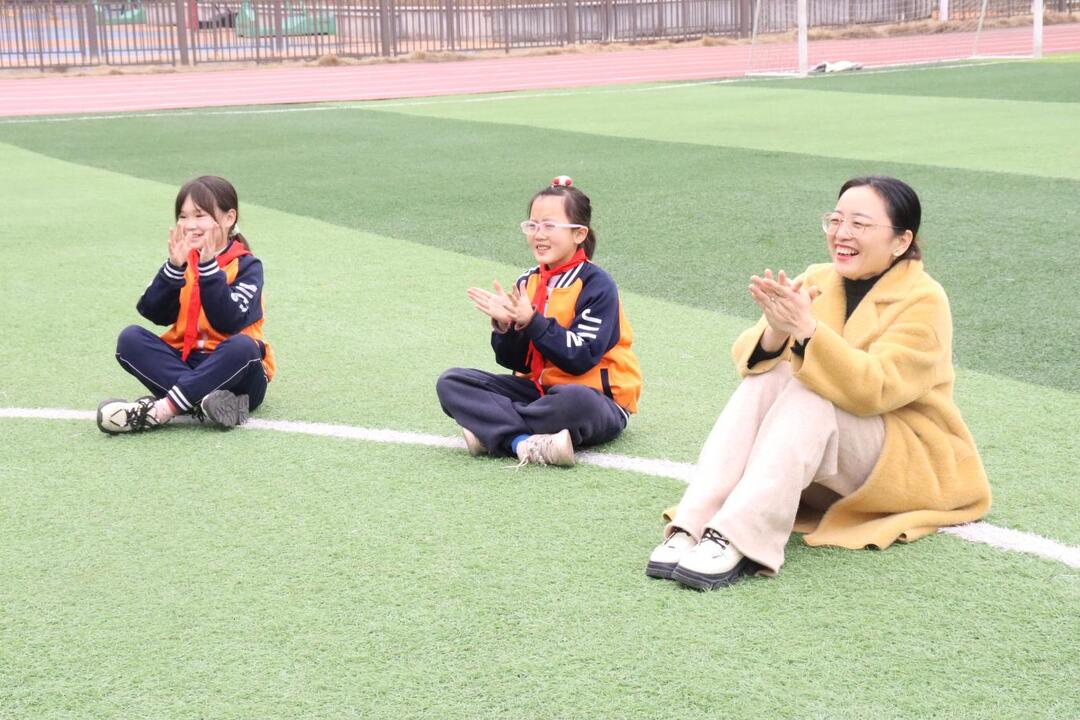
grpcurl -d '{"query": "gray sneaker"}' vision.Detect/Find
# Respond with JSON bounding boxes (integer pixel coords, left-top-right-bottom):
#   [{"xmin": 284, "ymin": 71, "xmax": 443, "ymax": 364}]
[{"xmin": 199, "ymin": 390, "xmax": 250, "ymax": 428}]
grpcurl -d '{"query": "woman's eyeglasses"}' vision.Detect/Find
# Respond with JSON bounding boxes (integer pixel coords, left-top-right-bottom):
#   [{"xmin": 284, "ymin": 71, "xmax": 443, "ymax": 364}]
[{"xmin": 821, "ymin": 212, "xmax": 902, "ymax": 239}]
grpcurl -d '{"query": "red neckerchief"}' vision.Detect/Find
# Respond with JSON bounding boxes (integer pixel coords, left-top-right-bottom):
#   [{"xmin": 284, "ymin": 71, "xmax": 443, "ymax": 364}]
[
  {"xmin": 526, "ymin": 247, "xmax": 588, "ymax": 394},
  {"xmin": 181, "ymin": 240, "xmax": 251, "ymax": 360}
]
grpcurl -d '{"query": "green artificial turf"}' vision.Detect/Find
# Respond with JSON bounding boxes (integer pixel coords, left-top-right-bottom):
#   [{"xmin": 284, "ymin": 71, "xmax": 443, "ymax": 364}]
[
  {"xmin": 2, "ymin": 60, "xmax": 1079, "ymax": 719},
  {"xmin": 2, "ymin": 422, "xmax": 1078, "ymax": 719},
  {"xmin": 747, "ymin": 59, "xmax": 1080, "ymax": 103},
  {"xmin": 0, "ymin": 143, "xmax": 1077, "ymax": 546},
  {"xmin": 1042, "ymin": 52, "xmax": 1080, "ymax": 62},
  {"xmin": 366, "ymin": 84, "xmax": 1080, "ymax": 180},
  {"xmin": 1, "ymin": 73, "xmax": 1078, "ymax": 392}
]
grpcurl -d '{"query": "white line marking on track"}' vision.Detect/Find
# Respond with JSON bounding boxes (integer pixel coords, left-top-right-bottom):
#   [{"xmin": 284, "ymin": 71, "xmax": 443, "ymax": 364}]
[{"xmin": 4, "ymin": 406, "xmax": 1078, "ymax": 569}]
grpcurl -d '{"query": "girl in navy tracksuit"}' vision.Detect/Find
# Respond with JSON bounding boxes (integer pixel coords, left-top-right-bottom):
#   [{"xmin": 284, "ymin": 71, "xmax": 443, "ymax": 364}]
[
  {"xmin": 97, "ymin": 176, "xmax": 275, "ymax": 434},
  {"xmin": 436, "ymin": 176, "xmax": 642, "ymax": 466}
]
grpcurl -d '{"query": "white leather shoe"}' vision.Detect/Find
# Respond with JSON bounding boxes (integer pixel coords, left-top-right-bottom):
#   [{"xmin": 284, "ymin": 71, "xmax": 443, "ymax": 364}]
[
  {"xmin": 671, "ymin": 528, "xmax": 750, "ymax": 590},
  {"xmin": 645, "ymin": 529, "xmax": 696, "ymax": 580}
]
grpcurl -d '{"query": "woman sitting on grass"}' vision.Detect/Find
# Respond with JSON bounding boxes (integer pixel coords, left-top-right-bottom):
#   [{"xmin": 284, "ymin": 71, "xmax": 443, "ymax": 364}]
[{"xmin": 647, "ymin": 176, "xmax": 991, "ymax": 590}]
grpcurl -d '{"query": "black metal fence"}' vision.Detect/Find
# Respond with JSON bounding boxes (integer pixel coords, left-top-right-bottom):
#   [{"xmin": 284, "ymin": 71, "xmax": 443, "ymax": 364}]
[
  {"xmin": 752, "ymin": 0, "xmax": 1075, "ymax": 31},
  {"xmin": 1, "ymin": 0, "xmax": 1073, "ymax": 69}
]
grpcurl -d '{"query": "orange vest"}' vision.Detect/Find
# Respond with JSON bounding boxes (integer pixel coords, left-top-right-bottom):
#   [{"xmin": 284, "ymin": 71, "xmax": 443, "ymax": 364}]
[
  {"xmin": 522, "ymin": 272, "xmax": 641, "ymax": 413},
  {"xmin": 160, "ymin": 254, "xmax": 276, "ymax": 380}
]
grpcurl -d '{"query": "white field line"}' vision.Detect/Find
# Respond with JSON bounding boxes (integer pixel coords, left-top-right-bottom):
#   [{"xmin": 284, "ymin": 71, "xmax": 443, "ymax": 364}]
[
  {"xmin": 0, "ymin": 60, "xmax": 1014, "ymax": 126},
  {"xmin": 3, "ymin": 406, "xmax": 1078, "ymax": 570},
  {"xmin": 939, "ymin": 524, "xmax": 1080, "ymax": 568}
]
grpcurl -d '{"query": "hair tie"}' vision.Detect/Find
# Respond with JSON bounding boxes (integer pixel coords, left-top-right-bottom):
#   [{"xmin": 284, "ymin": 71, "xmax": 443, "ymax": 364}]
[{"xmin": 551, "ymin": 175, "xmax": 573, "ymax": 188}]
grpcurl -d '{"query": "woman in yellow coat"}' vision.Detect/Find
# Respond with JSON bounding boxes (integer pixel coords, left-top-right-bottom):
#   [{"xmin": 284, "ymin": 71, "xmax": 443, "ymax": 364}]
[{"xmin": 647, "ymin": 176, "xmax": 991, "ymax": 590}]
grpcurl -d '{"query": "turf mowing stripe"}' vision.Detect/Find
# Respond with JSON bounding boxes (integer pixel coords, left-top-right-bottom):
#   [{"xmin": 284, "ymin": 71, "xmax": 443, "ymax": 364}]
[
  {"xmin": 2, "ymin": 140, "xmax": 1074, "ymax": 539},
  {"xmin": 6, "ymin": 109, "xmax": 1077, "ymax": 393},
  {"xmin": 1, "ymin": 139, "xmax": 1076, "ymax": 541},
  {"xmin": 0, "ymin": 61, "xmax": 1013, "ymax": 127},
  {"xmin": 747, "ymin": 58, "xmax": 1080, "ymax": 103},
  {"xmin": 4, "ymin": 407, "xmax": 1077, "ymax": 569},
  {"xmin": 373, "ymin": 84, "xmax": 1080, "ymax": 180}
]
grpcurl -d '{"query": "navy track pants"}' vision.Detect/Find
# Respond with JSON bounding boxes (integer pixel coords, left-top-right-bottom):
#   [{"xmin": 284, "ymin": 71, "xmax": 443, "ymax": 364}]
[
  {"xmin": 115, "ymin": 325, "xmax": 268, "ymax": 413},
  {"xmin": 436, "ymin": 367, "xmax": 627, "ymax": 456}
]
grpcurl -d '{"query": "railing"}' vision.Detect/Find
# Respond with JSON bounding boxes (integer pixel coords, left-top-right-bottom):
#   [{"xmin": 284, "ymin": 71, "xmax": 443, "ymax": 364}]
[
  {"xmin": 750, "ymin": 0, "xmax": 1071, "ymax": 31},
  {"xmin": 1, "ymin": 0, "xmax": 1073, "ymax": 69}
]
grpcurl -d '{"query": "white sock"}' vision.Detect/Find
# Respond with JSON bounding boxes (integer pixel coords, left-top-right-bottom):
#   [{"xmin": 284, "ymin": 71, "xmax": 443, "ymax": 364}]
[{"xmin": 152, "ymin": 398, "xmax": 177, "ymax": 424}]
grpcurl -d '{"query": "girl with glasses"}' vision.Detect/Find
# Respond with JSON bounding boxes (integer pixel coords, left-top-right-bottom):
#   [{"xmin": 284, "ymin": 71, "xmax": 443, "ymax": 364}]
[
  {"xmin": 648, "ymin": 176, "xmax": 990, "ymax": 589},
  {"xmin": 97, "ymin": 176, "xmax": 276, "ymax": 434},
  {"xmin": 436, "ymin": 176, "xmax": 642, "ymax": 466}
]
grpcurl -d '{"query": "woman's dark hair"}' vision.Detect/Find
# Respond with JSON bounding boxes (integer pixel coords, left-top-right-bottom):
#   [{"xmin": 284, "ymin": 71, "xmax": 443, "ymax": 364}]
[
  {"xmin": 839, "ymin": 175, "xmax": 921, "ymax": 261},
  {"xmin": 528, "ymin": 184, "xmax": 596, "ymax": 259},
  {"xmin": 175, "ymin": 175, "xmax": 250, "ymax": 250}
]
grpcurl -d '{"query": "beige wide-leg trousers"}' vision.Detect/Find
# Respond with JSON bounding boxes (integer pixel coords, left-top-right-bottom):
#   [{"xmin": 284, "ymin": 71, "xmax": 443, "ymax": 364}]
[{"xmin": 670, "ymin": 362, "xmax": 885, "ymax": 574}]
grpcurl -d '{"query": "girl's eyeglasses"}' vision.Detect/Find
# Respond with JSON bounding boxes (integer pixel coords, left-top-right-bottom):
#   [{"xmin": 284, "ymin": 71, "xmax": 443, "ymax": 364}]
[
  {"xmin": 520, "ymin": 220, "xmax": 586, "ymax": 236},
  {"xmin": 821, "ymin": 212, "xmax": 902, "ymax": 239}
]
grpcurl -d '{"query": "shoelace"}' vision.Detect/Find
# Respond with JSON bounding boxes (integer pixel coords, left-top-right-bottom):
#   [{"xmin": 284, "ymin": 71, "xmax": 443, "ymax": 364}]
[
  {"xmin": 124, "ymin": 398, "xmax": 159, "ymax": 432},
  {"xmin": 512, "ymin": 435, "xmax": 553, "ymax": 469},
  {"xmin": 667, "ymin": 530, "xmax": 693, "ymax": 548},
  {"xmin": 700, "ymin": 528, "xmax": 731, "ymax": 555}
]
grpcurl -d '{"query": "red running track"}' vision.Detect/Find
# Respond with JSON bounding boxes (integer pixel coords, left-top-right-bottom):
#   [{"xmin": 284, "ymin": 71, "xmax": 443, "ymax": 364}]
[{"xmin": 1, "ymin": 23, "xmax": 1077, "ymax": 117}]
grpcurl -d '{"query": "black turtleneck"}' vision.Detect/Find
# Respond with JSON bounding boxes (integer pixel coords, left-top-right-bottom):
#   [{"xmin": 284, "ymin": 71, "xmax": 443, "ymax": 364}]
[{"xmin": 841, "ymin": 272, "xmax": 885, "ymax": 321}]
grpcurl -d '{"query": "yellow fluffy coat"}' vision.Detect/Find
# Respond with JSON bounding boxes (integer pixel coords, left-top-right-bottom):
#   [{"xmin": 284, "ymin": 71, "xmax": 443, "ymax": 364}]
[{"xmin": 667, "ymin": 259, "xmax": 991, "ymax": 550}]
